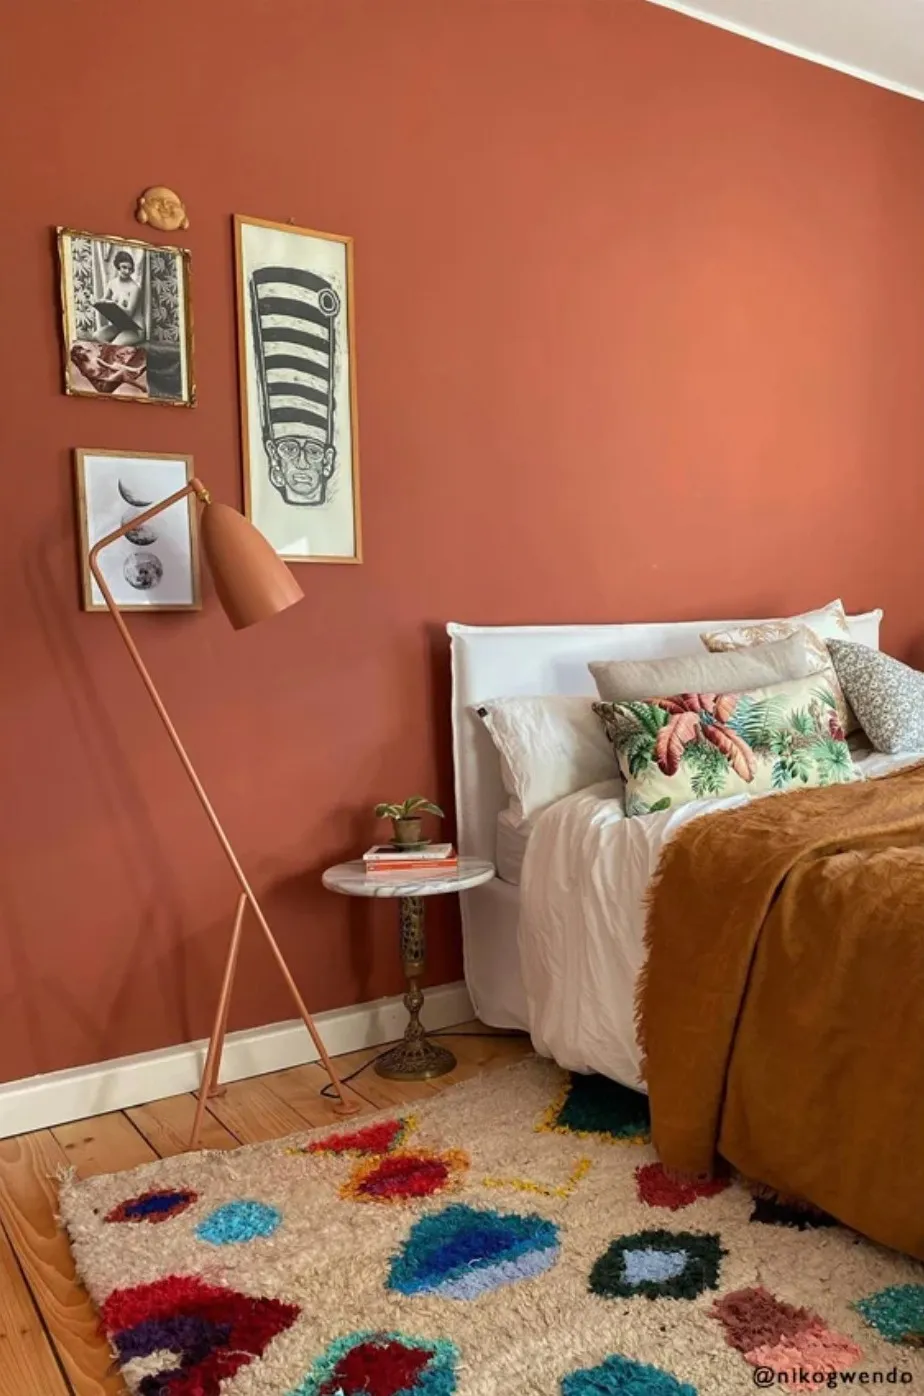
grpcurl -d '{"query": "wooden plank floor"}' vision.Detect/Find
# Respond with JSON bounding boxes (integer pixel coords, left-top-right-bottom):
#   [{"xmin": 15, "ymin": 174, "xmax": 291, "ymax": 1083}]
[{"xmin": 0, "ymin": 1021, "xmax": 531, "ymax": 1396}]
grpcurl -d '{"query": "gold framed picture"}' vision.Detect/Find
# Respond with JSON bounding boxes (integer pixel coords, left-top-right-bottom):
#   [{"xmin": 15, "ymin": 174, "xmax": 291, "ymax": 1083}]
[
  {"xmin": 74, "ymin": 449, "xmax": 201, "ymax": 612},
  {"xmin": 58, "ymin": 228, "xmax": 195, "ymax": 407},
  {"xmin": 234, "ymin": 214, "xmax": 361, "ymax": 563}
]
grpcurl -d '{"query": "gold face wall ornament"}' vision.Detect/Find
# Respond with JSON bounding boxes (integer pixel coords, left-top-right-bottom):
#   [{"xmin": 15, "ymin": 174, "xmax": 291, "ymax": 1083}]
[{"xmin": 135, "ymin": 187, "xmax": 189, "ymax": 232}]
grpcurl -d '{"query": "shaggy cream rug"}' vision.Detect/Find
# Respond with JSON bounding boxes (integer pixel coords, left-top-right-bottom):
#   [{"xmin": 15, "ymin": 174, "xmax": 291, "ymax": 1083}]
[{"xmin": 60, "ymin": 1057, "xmax": 924, "ymax": 1395}]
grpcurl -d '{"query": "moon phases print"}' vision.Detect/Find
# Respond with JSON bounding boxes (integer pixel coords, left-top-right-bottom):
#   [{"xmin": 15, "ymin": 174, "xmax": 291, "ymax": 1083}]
[
  {"xmin": 74, "ymin": 450, "xmax": 201, "ymax": 611},
  {"xmin": 121, "ymin": 506, "xmax": 159, "ymax": 546},
  {"xmin": 123, "ymin": 553, "xmax": 164, "ymax": 590},
  {"xmin": 118, "ymin": 477, "xmax": 152, "ymax": 508}
]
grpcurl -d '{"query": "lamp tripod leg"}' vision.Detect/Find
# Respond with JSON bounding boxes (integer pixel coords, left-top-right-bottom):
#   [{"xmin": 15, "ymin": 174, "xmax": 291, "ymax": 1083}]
[
  {"xmin": 190, "ymin": 893, "xmax": 247, "ymax": 1149},
  {"xmin": 205, "ymin": 892, "xmax": 248, "ymax": 1100},
  {"xmin": 245, "ymin": 895, "xmax": 360, "ymax": 1118},
  {"xmin": 188, "ymin": 891, "xmax": 358, "ymax": 1150}
]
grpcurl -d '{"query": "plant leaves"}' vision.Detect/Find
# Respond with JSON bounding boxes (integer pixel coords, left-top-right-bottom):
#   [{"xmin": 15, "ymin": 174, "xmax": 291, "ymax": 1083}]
[
  {"xmin": 685, "ymin": 694, "xmax": 717, "ymax": 715},
  {"xmin": 702, "ymin": 723, "xmax": 757, "ymax": 782},
  {"xmin": 625, "ymin": 702, "xmax": 671, "ymax": 738},
  {"xmin": 684, "ymin": 739, "xmax": 729, "ymax": 797},
  {"xmin": 375, "ymin": 798, "xmax": 442, "ymax": 819},
  {"xmin": 654, "ymin": 711, "xmax": 700, "ymax": 776},
  {"xmin": 771, "ymin": 757, "xmax": 794, "ymax": 790},
  {"xmin": 812, "ymin": 685, "xmax": 837, "ymax": 711},
  {"xmin": 714, "ymin": 693, "xmax": 739, "ymax": 723},
  {"xmin": 788, "ymin": 707, "xmax": 817, "ymax": 738},
  {"xmin": 624, "ymin": 731, "xmax": 657, "ymax": 777},
  {"xmin": 811, "ymin": 736, "xmax": 852, "ymax": 785},
  {"xmin": 652, "ymin": 697, "xmax": 689, "ymax": 716},
  {"xmin": 657, "ymin": 694, "xmax": 716, "ymax": 716},
  {"xmin": 726, "ymin": 695, "xmax": 788, "ymax": 751}
]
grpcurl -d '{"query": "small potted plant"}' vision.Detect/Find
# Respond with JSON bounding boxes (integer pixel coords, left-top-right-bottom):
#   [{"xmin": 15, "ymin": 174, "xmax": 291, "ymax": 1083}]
[{"xmin": 374, "ymin": 795, "xmax": 444, "ymax": 848}]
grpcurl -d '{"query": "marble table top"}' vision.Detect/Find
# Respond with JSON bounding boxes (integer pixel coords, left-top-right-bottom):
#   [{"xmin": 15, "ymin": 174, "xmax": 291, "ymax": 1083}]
[{"xmin": 322, "ymin": 856, "xmax": 495, "ymax": 899}]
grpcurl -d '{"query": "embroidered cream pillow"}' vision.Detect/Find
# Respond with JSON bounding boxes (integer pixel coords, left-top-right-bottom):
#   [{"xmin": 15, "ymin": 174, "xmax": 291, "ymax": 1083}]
[
  {"xmin": 594, "ymin": 674, "xmax": 855, "ymax": 818},
  {"xmin": 700, "ymin": 599, "xmax": 854, "ymax": 733}
]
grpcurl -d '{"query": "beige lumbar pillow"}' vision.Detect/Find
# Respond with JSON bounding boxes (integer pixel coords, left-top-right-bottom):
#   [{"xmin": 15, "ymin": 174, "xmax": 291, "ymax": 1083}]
[
  {"xmin": 589, "ymin": 633, "xmax": 814, "ymax": 704},
  {"xmin": 699, "ymin": 599, "xmax": 854, "ymax": 734}
]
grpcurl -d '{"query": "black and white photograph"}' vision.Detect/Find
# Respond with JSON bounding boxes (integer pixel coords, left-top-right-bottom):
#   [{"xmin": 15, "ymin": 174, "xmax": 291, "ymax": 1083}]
[
  {"xmin": 234, "ymin": 215, "xmax": 361, "ymax": 563},
  {"xmin": 58, "ymin": 229, "xmax": 194, "ymax": 406},
  {"xmin": 74, "ymin": 450, "xmax": 201, "ymax": 611}
]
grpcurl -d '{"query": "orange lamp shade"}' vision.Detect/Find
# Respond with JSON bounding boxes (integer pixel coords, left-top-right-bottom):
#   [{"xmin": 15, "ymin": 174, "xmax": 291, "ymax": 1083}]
[{"xmin": 200, "ymin": 502, "xmax": 303, "ymax": 629}]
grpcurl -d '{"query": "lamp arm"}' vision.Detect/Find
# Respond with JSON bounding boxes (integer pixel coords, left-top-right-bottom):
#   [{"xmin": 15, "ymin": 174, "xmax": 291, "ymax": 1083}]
[
  {"xmin": 87, "ymin": 477, "xmax": 259, "ymax": 897},
  {"xmin": 89, "ymin": 478, "xmax": 210, "ymax": 565}
]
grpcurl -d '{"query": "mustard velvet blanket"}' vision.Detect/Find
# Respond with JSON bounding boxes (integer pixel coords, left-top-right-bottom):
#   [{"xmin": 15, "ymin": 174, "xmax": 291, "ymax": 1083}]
[{"xmin": 639, "ymin": 763, "xmax": 924, "ymax": 1259}]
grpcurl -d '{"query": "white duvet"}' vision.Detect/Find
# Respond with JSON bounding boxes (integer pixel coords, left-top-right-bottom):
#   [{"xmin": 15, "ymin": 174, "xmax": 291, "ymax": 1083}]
[{"xmin": 518, "ymin": 748, "xmax": 923, "ymax": 1092}]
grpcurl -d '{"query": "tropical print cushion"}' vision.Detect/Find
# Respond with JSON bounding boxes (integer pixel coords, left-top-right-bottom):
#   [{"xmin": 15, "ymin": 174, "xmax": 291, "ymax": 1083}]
[{"xmin": 593, "ymin": 674, "xmax": 856, "ymax": 817}]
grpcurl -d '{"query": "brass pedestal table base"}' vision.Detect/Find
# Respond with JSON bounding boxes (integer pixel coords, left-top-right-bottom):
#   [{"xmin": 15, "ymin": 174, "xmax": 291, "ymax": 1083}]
[
  {"xmin": 320, "ymin": 856, "xmax": 497, "ymax": 1082},
  {"xmin": 375, "ymin": 896, "xmax": 457, "ymax": 1080}
]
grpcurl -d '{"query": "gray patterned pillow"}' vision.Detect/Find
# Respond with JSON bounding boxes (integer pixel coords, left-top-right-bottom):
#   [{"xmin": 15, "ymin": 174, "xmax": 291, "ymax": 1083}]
[{"xmin": 827, "ymin": 640, "xmax": 924, "ymax": 753}]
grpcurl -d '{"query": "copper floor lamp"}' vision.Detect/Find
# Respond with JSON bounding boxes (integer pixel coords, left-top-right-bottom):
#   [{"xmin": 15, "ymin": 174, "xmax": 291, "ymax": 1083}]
[{"xmin": 89, "ymin": 478, "xmax": 358, "ymax": 1149}]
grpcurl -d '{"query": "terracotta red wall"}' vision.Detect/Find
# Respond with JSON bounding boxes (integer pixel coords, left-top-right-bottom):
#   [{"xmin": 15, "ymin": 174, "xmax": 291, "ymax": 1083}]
[{"xmin": 2, "ymin": 1, "xmax": 924, "ymax": 1082}]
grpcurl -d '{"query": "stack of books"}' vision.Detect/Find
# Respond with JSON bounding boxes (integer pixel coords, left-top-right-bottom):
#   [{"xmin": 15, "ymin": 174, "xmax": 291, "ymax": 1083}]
[{"xmin": 363, "ymin": 843, "xmax": 458, "ymax": 877}]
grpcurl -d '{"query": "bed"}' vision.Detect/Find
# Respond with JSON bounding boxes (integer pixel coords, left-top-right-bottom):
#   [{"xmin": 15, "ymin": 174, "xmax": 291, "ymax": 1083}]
[
  {"xmin": 447, "ymin": 610, "xmax": 892, "ymax": 1063},
  {"xmin": 449, "ymin": 613, "xmax": 924, "ymax": 1256}
]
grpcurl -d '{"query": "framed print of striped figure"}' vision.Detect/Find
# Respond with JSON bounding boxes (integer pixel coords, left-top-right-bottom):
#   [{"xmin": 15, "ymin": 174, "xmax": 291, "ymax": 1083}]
[{"xmin": 234, "ymin": 215, "xmax": 361, "ymax": 563}]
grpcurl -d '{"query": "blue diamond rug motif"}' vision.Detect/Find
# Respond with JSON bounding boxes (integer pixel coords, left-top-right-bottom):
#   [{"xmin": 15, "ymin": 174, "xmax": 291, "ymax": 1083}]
[
  {"xmin": 622, "ymin": 1248, "xmax": 688, "ymax": 1285},
  {"xmin": 589, "ymin": 1229, "xmax": 724, "ymax": 1301},
  {"xmin": 195, "ymin": 1199, "xmax": 281, "ymax": 1245},
  {"xmin": 562, "ymin": 1353, "xmax": 698, "ymax": 1395},
  {"xmin": 854, "ymin": 1285, "xmax": 924, "ymax": 1345},
  {"xmin": 388, "ymin": 1203, "xmax": 559, "ymax": 1299}
]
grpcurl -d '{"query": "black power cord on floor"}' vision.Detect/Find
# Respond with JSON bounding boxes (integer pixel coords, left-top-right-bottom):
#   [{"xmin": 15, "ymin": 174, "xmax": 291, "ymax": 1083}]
[{"xmin": 318, "ymin": 1029, "xmax": 527, "ymax": 1099}]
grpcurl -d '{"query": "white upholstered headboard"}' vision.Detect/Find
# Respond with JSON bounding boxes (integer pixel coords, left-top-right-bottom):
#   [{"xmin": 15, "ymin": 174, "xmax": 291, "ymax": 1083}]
[{"xmin": 448, "ymin": 611, "xmax": 882, "ymax": 861}]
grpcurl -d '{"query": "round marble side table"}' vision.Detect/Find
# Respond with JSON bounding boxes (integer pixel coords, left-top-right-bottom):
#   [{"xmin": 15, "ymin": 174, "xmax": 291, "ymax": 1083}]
[{"xmin": 322, "ymin": 857, "xmax": 495, "ymax": 1080}]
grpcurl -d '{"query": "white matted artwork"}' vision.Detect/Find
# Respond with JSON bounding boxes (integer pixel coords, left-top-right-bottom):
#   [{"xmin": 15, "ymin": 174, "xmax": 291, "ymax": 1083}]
[
  {"xmin": 234, "ymin": 214, "xmax": 361, "ymax": 564},
  {"xmin": 74, "ymin": 450, "xmax": 201, "ymax": 612}
]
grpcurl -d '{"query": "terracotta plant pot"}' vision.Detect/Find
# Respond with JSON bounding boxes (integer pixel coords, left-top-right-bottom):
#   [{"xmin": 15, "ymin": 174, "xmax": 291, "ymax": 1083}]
[{"xmin": 393, "ymin": 817, "xmax": 423, "ymax": 846}]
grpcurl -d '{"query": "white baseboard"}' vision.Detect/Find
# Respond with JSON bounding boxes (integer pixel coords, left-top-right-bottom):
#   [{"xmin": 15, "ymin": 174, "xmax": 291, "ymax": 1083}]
[{"xmin": 0, "ymin": 981, "xmax": 473, "ymax": 1139}]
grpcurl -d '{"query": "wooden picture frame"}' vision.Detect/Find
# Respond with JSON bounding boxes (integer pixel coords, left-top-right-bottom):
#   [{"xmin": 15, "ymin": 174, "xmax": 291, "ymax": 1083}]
[
  {"xmin": 234, "ymin": 214, "xmax": 361, "ymax": 563},
  {"xmin": 74, "ymin": 449, "xmax": 201, "ymax": 612},
  {"xmin": 58, "ymin": 228, "xmax": 195, "ymax": 407}
]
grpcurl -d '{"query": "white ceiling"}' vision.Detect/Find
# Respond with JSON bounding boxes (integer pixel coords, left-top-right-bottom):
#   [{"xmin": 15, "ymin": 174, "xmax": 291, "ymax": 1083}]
[{"xmin": 646, "ymin": 0, "xmax": 924, "ymax": 101}]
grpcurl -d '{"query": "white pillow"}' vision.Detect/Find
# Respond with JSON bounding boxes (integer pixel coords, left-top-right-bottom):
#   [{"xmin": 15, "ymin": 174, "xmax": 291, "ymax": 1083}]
[
  {"xmin": 476, "ymin": 696, "xmax": 620, "ymax": 822},
  {"xmin": 846, "ymin": 608, "xmax": 883, "ymax": 649}
]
